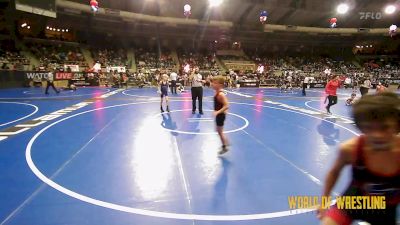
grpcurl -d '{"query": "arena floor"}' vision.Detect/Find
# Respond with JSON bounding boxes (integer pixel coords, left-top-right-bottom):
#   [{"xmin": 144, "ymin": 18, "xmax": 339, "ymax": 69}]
[{"xmin": 0, "ymin": 86, "xmax": 398, "ymax": 225}]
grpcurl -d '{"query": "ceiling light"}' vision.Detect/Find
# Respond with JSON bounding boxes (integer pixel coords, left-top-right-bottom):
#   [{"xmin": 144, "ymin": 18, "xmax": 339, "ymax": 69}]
[
  {"xmin": 385, "ymin": 5, "xmax": 396, "ymax": 14},
  {"xmin": 209, "ymin": 0, "xmax": 223, "ymax": 7},
  {"xmin": 337, "ymin": 3, "xmax": 349, "ymax": 14}
]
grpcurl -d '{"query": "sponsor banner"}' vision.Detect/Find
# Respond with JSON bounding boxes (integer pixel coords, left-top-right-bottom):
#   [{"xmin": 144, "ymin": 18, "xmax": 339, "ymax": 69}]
[
  {"xmin": 106, "ymin": 66, "xmax": 126, "ymax": 73},
  {"xmin": 309, "ymin": 83, "xmax": 326, "ymax": 88},
  {"xmin": 377, "ymin": 79, "xmax": 400, "ymax": 84},
  {"xmin": 260, "ymin": 79, "xmax": 277, "ymax": 86},
  {"xmin": 55, "ymin": 72, "xmax": 73, "ymax": 80},
  {"xmin": 25, "ymin": 72, "xmax": 49, "ymax": 80},
  {"xmin": 239, "ymin": 80, "xmax": 260, "ymax": 87},
  {"xmin": 0, "ymin": 71, "xmax": 98, "ymax": 88},
  {"xmin": 22, "ymin": 71, "xmax": 90, "ymax": 81},
  {"xmin": 54, "ymin": 72, "xmax": 89, "ymax": 81},
  {"xmin": 64, "ymin": 65, "xmax": 80, "ymax": 72},
  {"xmin": 224, "ymin": 63, "xmax": 256, "ymax": 72},
  {"xmin": 72, "ymin": 72, "xmax": 87, "ymax": 80}
]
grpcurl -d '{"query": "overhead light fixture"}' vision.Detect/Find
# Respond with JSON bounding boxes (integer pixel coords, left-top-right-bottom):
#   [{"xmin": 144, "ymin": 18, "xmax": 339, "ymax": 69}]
[
  {"xmin": 209, "ymin": 0, "xmax": 223, "ymax": 7},
  {"xmin": 57, "ymin": 29, "xmax": 60, "ymax": 32},
  {"xmin": 46, "ymin": 26, "xmax": 50, "ymax": 29},
  {"xmin": 27, "ymin": 26, "xmax": 30, "ymax": 29},
  {"xmin": 66, "ymin": 29, "xmax": 69, "ymax": 32},
  {"xmin": 337, "ymin": 3, "xmax": 349, "ymax": 14},
  {"xmin": 21, "ymin": 23, "xmax": 27, "ymax": 28},
  {"xmin": 62, "ymin": 29, "xmax": 65, "ymax": 32},
  {"xmin": 385, "ymin": 5, "xmax": 396, "ymax": 14}
]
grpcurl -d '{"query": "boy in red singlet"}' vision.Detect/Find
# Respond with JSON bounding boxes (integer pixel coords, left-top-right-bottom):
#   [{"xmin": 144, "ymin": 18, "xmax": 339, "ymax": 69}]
[{"xmin": 318, "ymin": 92, "xmax": 400, "ymax": 225}]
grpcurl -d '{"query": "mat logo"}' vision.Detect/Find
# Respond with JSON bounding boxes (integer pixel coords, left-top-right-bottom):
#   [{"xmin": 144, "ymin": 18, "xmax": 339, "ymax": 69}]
[
  {"xmin": 99, "ymin": 90, "xmax": 123, "ymax": 98},
  {"xmin": 25, "ymin": 72, "xmax": 49, "ymax": 80},
  {"xmin": 0, "ymin": 89, "xmax": 124, "ymax": 142},
  {"xmin": 33, "ymin": 102, "xmax": 93, "ymax": 121}
]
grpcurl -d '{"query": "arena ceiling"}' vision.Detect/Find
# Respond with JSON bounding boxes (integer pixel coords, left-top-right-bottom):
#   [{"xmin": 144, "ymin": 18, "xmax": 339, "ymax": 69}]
[
  {"xmin": 67, "ymin": 0, "xmax": 400, "ymax": 28},
  {"xmin": 7, "ymin": 0, "xmax": 398, "ymax": 48}
]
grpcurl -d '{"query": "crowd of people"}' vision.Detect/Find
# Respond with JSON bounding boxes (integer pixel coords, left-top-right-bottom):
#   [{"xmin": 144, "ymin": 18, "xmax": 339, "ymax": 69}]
[
  {"xmin": 29, "ymin": 43, "xmax": 87, "ymax": 71},
  {"xmin": 0, "ymin": 40, "xmax": 30, "ymax": 71},
  {"xmin": 91, "ymin": 48, "xmax": 128, "ymax": 68},
  {"xmin": 136, "ymin": 47, "xmax": 176, "ymax": 71},
  {"xmin": 178, "ymin": 49, "xmax": 220, "ymax": 72},
  {"xmin": 1, "ymin": 40, "xmax": 399, "ymax": 94}
]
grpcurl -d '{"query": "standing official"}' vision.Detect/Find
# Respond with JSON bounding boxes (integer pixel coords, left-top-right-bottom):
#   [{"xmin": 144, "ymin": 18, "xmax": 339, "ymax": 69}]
[
  {"xmin": 360, "ymin": 76, "xmax": 371, "ymax": 97},
  {"xmin": 191, "ymin": 68, "xmax": 204, "ymax": 115},
  {"xmin": 302, "ymin": 76, "xmax": 309, "ymax": 96},
  {"xmin": 45, "ymin": 70, "xmax": 60, "ymax": 95},
  {"xmin": 170, "ymin": 71, "xmax": 178, "ymax": 94}
]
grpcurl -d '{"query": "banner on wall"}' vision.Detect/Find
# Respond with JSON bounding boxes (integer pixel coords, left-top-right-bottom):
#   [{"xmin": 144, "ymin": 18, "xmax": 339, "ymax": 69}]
[
  {"xmin": 64, "ymin": 65, "xmax": 80, "ymax": 72},
  {"xmin": 239, "ymin": 79, "xmax": 260, "ymax": 87},
  {"xmin": 25, "ymin": 72, "xmax": 49, "ymax": 80},
  {"xmin": 106, "ymin": 66, "xmax": 126, "ymax": 73}
]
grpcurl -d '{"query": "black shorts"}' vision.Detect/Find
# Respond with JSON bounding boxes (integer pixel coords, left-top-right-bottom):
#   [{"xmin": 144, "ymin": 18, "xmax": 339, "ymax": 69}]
[
  {"xmin": 160, "ymin": 89, "xmax": 168, "ymax": 98},
  {"xmin": 216, "ymin": 113, "xmax": 226, "ymax": 127}
]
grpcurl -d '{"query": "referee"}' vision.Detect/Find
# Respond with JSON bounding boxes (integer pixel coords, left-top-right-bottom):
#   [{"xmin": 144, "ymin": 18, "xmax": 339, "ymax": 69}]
[
  {"xmin": 191, "ymin": 68, "xmax": 204, "ymax": 115},
  {"xmin": 170, "ymin": 70, "xmax": 178, "ymax": 94},
  {"xmin": 360, "ymin": 76, "xmax": 371, "ymax": 97},
  {"xmin": 45, "ymin": 70, "xmax": 60, "ymax": 95},
  {"xmin": 302, "ymin": 76, "xmax": 309, "ymax": 96}
]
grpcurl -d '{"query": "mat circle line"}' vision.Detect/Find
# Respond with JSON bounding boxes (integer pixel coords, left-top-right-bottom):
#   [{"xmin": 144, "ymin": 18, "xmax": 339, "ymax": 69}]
[
  {"xmin": 155, "ymin": 109, "xmax": 249, "ymax": 135},
  {"xmin": 0, "ymin": 102, "xmax": 38, "ymax": 127},
  {"xmin": 26, "ymin": 100, "xmax": 359, "ymax": 221},
  {"xmin": 0, "ymin": 89, "xmax": 111, "ymax": 100}
]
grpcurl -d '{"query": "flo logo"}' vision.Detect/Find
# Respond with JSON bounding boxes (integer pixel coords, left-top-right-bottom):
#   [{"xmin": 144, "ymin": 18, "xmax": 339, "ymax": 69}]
[{"xmin": 359, "ymin": 12, "xmax": 382, "ymax": 20}]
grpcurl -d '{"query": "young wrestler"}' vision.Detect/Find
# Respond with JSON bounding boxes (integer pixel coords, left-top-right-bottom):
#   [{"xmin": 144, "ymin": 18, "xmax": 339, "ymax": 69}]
[
  {"xmin": 212, "ymin": 76, "xmax": 230, "ymax": 155},
  {"xmin": 318, "ymin": 92, "xmax": 400, "ymax": 225},
  {"xmin": 345, "ymin": 91, "xmax": 357, "ymax": 106},
  {"xmin": 159, "ymin": 74, "xmax": 170, "ymax": 112}
]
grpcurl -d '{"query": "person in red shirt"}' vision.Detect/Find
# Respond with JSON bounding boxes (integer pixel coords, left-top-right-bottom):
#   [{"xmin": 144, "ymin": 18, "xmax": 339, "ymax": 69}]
[
  {"xmin": 376, "ymin": 82, "xmax": 387, "ymax": 94},
  {"xmin": 325, "ymin": 76, "xmax": 340, "ymax": 114}
]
